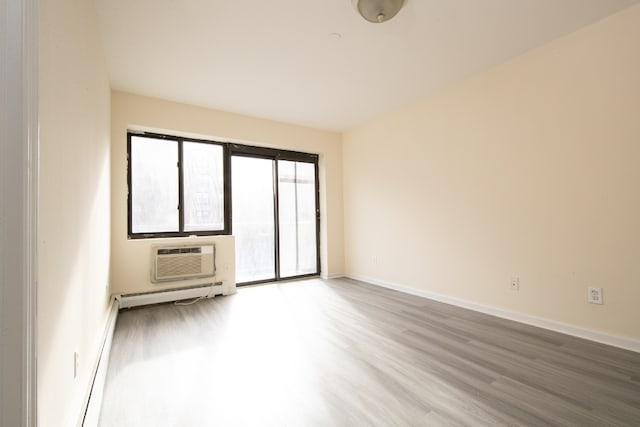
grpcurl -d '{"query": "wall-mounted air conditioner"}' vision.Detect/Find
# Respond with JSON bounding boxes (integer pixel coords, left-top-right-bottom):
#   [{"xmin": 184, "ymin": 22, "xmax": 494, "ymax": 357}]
[{"xmin": 151, "ymin": 244, "xmax": 215, "ymax": 283}]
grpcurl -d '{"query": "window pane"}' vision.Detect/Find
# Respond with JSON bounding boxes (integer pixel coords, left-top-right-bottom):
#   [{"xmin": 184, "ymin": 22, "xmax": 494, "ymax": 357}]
[
  {"xmin": 232, "ymin": 156, "xmax": 275, "ymax": 283},
  {"xmin": 183, "ymin": 142, "xmax": 224, "ymax": 232},
  {"xmin": 131, "ymin": 136, "xmax": 179, "ymax": 233},
  {"xmin": 278, "ymin": 160, "xmax": 317, "ymax": 278}
]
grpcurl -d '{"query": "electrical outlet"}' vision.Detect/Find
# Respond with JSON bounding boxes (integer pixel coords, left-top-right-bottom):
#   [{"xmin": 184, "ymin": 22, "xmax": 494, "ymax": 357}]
[
  {"xmin": 588, "ymin": 287, "xmax": 603, "ymax": 305},
  {"xmin": 510, "ymin": 277, "xmax": 519, "ymax": 291},
  {"xmin": 73, "ymin": 351, "xmax": 79, "ymax": 379}
]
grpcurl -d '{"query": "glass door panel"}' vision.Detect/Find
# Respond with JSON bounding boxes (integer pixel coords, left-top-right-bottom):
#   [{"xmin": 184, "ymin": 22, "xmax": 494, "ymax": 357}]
[
  {"xmin": 278, "ymin": 160, "xmax": 318, "ymax": 278},
  {"xmin": 232, "ymin": 156, "xmax": 276, "ymax": 283}
]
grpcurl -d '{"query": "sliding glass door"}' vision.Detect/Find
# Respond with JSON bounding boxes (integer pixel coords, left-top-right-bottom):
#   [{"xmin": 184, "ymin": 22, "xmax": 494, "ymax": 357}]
[
  {"xmin": 231, "ymin": 147, "xmax": 319, "ymax": 285},
  {"xmin": 232, "ymin": 156, "xmax": 276, "ymax": 283},
  {"xmin": 278, "ymin": 160, "xmax": 318, "ymax": 278}
]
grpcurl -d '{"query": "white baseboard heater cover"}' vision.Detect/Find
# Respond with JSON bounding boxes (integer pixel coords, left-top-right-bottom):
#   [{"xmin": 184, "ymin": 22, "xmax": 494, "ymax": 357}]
[
  {"xmin": 152, "ymin": 244, "xmax": 215, "ymax": 283},
  {"xmin": 116, "ymin": 281, "xmax": 235, "ymax": 309}
]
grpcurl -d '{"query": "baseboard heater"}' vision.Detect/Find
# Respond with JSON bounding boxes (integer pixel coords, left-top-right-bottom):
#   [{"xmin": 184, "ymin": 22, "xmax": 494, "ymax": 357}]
[{"xmin": 115, "ymin": 281, "xmax": 235, "ymax": 309}]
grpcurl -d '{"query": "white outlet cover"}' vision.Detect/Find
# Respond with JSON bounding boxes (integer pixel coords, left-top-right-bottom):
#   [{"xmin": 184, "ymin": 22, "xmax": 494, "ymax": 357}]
[{"xmin": 588, "ymin": 287, "xmax": 603, "ymax": 304}]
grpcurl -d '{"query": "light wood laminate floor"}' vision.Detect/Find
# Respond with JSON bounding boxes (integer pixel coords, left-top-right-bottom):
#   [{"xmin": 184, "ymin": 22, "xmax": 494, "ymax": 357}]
[{"xmin": 99, "ymin": 278, "xmax": 640, "ymax": 426}]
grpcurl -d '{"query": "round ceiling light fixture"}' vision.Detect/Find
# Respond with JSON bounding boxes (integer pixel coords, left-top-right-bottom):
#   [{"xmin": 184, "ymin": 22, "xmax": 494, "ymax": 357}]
[{"xmin": 352, "ymin": 0, "xmax": 405, "ymax": 23}]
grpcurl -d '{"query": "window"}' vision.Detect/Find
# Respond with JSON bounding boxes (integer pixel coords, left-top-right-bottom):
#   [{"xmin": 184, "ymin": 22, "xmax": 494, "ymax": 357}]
[
  {"xmin": 127, "ymin": 132, "xmax": 321, "ymax": 285},
  {"xmin": 128, "ymin": 133, "xmax": 228, "ymax": 238}
]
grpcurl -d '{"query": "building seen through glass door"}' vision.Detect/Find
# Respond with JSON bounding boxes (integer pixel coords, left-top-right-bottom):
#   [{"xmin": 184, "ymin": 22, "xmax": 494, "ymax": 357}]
[{"xmin": 231, "ymin": 147, "xmax": 319, "ymax": 285}]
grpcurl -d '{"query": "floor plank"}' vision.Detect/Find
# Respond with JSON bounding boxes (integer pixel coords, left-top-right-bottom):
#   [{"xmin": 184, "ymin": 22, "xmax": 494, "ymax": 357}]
[{"xmin": 99, "ymin": 278, "xmax": 640, "ymax": 426}]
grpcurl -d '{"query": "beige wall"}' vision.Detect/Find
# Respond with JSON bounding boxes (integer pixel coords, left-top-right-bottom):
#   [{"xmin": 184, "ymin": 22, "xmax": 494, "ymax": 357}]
[
  {"xmin": 110, "ymin": 92, "xmax": 344, "ymax": 295},
  {"xmin": 343, "ymin": 5, "xmax": 640, "ymax": 341},
  {"xmin": 39, "ymin": 0, "xmax": 112, "ymax": 424}
]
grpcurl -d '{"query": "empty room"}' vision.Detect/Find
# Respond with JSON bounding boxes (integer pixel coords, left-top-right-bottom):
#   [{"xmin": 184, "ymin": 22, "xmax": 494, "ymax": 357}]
[{"xmin": 2, "ymin": 0, "xmax": 640, "ymax": 426}]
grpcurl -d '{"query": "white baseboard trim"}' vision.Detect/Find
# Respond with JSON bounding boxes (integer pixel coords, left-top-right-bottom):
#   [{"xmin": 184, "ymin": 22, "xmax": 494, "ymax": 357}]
[
  {"xmin": 81, "ymin": 298, "xmax": 119, "ymax": 426},
  {"xmin": 346, "ymin": 274, "xmax": 640, "ymax": 354},
  {"xmin": 322, "ymin": 273, "xmax": 345, "ymax": 280}
]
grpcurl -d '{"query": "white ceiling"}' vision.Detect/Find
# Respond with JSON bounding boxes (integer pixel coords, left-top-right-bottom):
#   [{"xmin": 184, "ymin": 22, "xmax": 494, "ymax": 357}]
[{"xmin": 95, "ymin": 0, "xmax": 639, "ymax": 132}]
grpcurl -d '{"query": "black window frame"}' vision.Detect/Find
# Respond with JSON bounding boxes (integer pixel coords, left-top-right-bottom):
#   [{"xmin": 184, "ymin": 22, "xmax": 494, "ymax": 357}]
[{"xmin": 127, "ymin": 131, "xmax": 231, "ymax": 239}]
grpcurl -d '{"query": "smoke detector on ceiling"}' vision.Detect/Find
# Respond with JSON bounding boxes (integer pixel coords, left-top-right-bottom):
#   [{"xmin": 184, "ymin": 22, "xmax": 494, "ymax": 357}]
[{"xmin": 352, "ymin": 0, "xmax": 405, "ymax": 23}]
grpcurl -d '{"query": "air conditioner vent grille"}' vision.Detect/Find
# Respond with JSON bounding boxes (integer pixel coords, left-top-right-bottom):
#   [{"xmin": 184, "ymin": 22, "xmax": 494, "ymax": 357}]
[
  {"xmin": 152, "ymin": 244, "xmax": 215, "ymax": 283},
  {"xmin": 157, "ymin": 255, "xmax": 202, "ymax": 278},
  {"xmin": 157, "ymin": 247, "xmax": 202, "ymax": 255}
]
